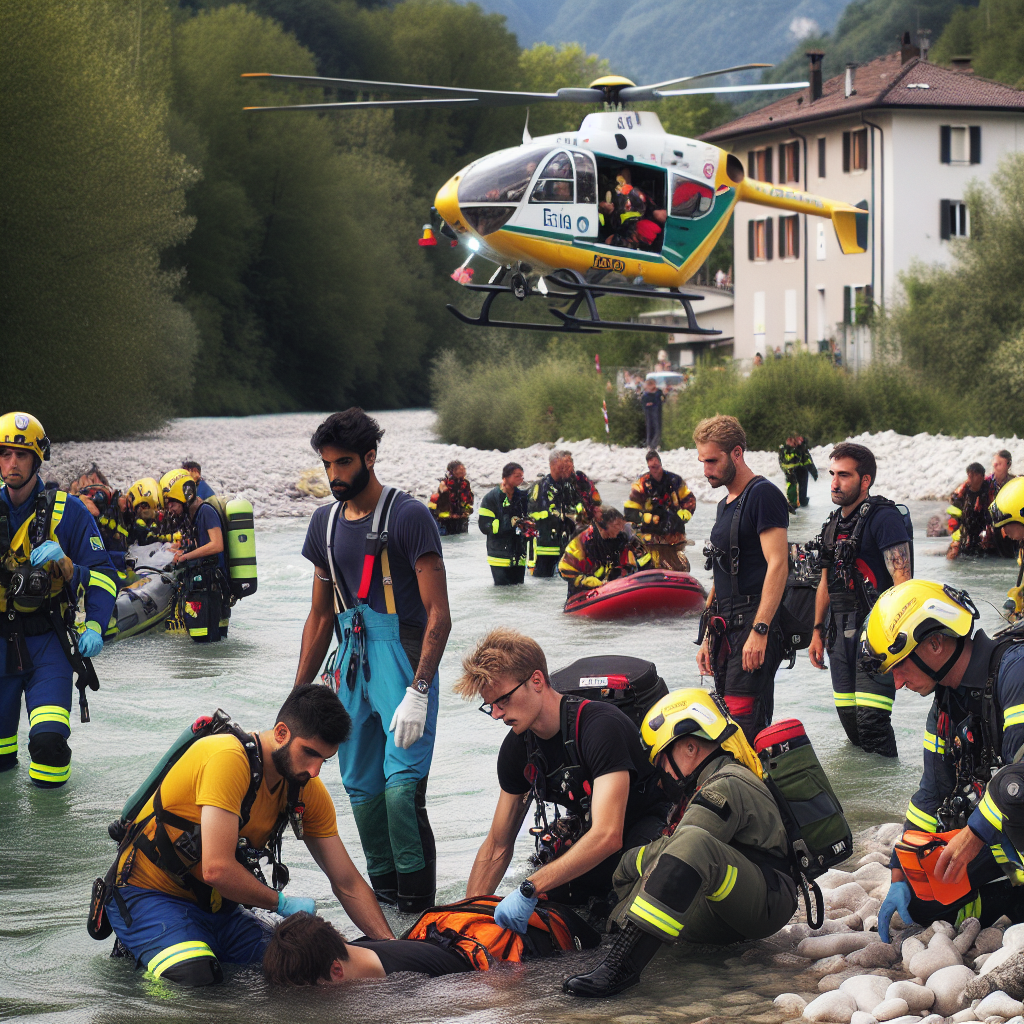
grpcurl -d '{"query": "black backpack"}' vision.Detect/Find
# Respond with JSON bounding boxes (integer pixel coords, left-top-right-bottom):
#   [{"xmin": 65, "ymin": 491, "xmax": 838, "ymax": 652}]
[{"xmin": 548, "ymin": 655, "xmax": 669, "ymax": 728}]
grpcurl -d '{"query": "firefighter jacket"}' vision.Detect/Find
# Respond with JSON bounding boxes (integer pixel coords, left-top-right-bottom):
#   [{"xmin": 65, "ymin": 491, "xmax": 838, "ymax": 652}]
[
  {"xmin": 528, "ymin": 475, "xmax": 584, "ymax": 559},
  {"xmin": 947, "ymin": 478, "xmax": 997, "ymax": 553},
  {"xmin": 625, "ymin": 471, "xmax": 696, "ymax": 545},
  {"xmin": 777, "ymin": 443, "xmax": 802, "ymax": 480},
  {"xmin": 558, "ymin": 525, "xmax": 652, "ymax": 594},
  {"xmin": 477, "ymin": 486, "xmax": 530, "ymax": 568},
  {"xmin": 429, "ymin": 477, "xmax": 473, "ymax": 522}
]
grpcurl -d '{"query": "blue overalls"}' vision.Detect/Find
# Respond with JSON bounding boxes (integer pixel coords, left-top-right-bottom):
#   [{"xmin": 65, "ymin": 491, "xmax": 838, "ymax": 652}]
[{"xmin": 323, "ymin": 488, "xmax": 439, "ymax": 912}]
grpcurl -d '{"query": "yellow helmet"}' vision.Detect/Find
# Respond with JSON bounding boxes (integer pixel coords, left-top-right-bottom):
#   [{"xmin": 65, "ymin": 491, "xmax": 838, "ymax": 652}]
[
  {"xmin": 641, "ymin": 688, "xmax": 763, "ymax": 779},
  {"xmin": 0, "ymin": 411, "xmax": 50, "ymax": 462},
  {"xmin": 990, "ymin": 478, "xmax": 1024, "ymax": 529},
  {"xmin": 127, "ymin": 477, "xmax": 162, "ymax": 512},
  {"xmin": 160, "ymin": 469, "xmax": 196, "ymax": 506},
  {"xmin": 861, "ymin": 579, "xmax": 978, "ymax": 679}
]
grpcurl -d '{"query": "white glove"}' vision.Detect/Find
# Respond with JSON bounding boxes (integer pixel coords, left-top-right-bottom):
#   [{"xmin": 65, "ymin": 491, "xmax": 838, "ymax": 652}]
[{"xmin": 389, "ymin": 686, "xmax": 429, "ymax": 749}]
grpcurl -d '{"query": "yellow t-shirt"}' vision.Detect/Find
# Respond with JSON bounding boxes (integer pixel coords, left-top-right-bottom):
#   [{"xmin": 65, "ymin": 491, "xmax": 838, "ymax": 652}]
[{"xmin": 120, "ymin": 733, "xmax": 338, "ymax": 905}]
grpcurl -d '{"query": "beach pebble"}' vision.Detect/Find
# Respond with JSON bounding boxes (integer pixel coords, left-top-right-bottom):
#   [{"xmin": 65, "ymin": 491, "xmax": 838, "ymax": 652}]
[
  {"xmin": 870, "ymin": 999, "xmax": 909, "ymax": 1021},
  {"xmin": 885, "ymin": 982, "xmax": 935, "ymax": 1012},
  {"xmin": 857, "ymin": 899, "xmax": 882, "ymax": 920},
  {"xmin": 926, "ymin": 963, "xmax": 977, "ymax": 1016},
  {"xmin": 977, "ymin": 954, "xmax": 994, "ymax": 969},
  {"xmin": 775, "ymin": 993, "xmax": 809, "ymax": 1017},
  {"xmin": 981, "ymin": 946, "xmax": 1021, "ymax": 977},
  {"xmin": 820, "ymin": 975, "xmax": 845, "ymax": 993},
  {"xmin": 814, "ymin": 956, "xmax": 853, "ymax": 977},
  {"xmin": 858, "ymin": 853, "xmax": 891, "ymax": 867},
  {"xmin": 826, "ymin": 884, "xmax": 870, "ymax": 911},
  {"xmin": 818, "ymin": 870, "xmax": 859, "ymax": 891},
  {"xmin": 840, "ymin": 975, "xmax": 890, "ymax": 1012},
  {"xmin": 803, "ymin": 990, "xmax": 858, "ymax": 1021},
  {"xmin": 798, "ymin": 933, "xmax": 881, "ymax": 959},
  {"xmin": 949, "ymin": 1010, "xmax": 979, "ymax": 1022},
  {"xmin": 956, "ymin": 919, "xmax": 983, "ymax": 954},
  {"xmin": 996, "ymin": 918, "xmax": 1014, "ymax": 931},
  {"xmin": 918, "ymin": 1016, "xmax": 944, "ymax": 1024},
  {"xmin": 902, "ymin": 937, "xmax": 926, "ymax": 973},
  {"xmin": 970, "ymin": 951, "xmax": 1024, "ymax": 1001},
  {"xmin": 931, "ymin": 920, "xmax": 955, "ymax": 939},
  {"xmin": 863, "ymin": 915, "xmax": 879, "ymax": 933},
  {"xmin": 847, "ymin": 942, "xmax": 902, "ymax": 969},
  {"xmin": 979, "ymin": 930, "xmax": 1009, "ymax": 954},
  {"xmin": 854, "ymin": 863, "xmax": 892, "ymax": 887},
  {"xmin": 909, "ymin": 940, "xmax": 962, "ymax": 979},
  {"xmin": 849, "ymin": 1013, "xmax": 878, "ymax": 1024},
  {"xmin": 976, "ymin": 992, "xmax": 1024, "ymax": 1019},
  {"xmin": 881, "ymin": 1018, "xmax": 923, "ymax": 1024},
  {"xmin": 1004, "ymin": 925, "xmax": 1024, "ymax": 950},
  {"xmin": 874, "ymin": 824, "xmax": 904, "ymax": 847}
]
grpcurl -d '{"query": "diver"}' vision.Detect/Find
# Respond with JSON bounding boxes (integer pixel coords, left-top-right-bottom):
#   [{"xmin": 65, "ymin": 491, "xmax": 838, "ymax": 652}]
[
  {"xmin": 625, "ymin": 450, "xmax": 696, "ymax": 572},
  {"xmin": 563, "ymin": 690, "xmax": 797, "ymax": 997},
  {"xmin": 477, "ymin": 461, "xmax": 530, "ymax": 586},
  {"xmin": 558, "ymin": 506, "xmax": 652, "ymax": 599},
  {"xmin": 455, "ymin": 628, "xmax": 671, "ymax": 923},
  {"xmin": 0, "ymin": 412, "xmax": 118, "ymax": 788},
  {"xmin": 428, "ymin": 460, "xmax": 473, "ymax": 536},
  {"xmin": 990, "ymin": 478, "xmax": 1024, "ymax": 624},
  {"xmin": 947, "ymin": 462, "xmax": 997, "ymax": 559},
  {"xmin": 294, "ymin": 409, "xmax": 451, "ymax": 914},
  {"xmin": 161, "ymin": 469, "xmax": 229, "ymax": 642},
  {"xmin": 527, "ymin": 450, "xmax": 584, "ymax": 577},
  {"xmin": 807, "ymin": 442, "xmax": 912, "ymax": 757},
  {"xmin": 97, "ymin": 685, "xmax": 394, "ymax": 987},
  {"xmin": 180, "ymin": 460, "xmax": 215, "ymax": 500},
  {"xmin": 864, "ymin": 581, "xmax": 1024, "ymax": 938}
]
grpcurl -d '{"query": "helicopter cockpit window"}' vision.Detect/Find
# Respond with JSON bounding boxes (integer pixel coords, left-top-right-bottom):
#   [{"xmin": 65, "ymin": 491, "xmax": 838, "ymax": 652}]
[
  {"xmin": 530, "ymin": 151, "xmax": 574, "ymax": 204},
  {"xmin": 670, "ymin": 174, "xmax": 715, "ymax": 219},
  {"xmin": 573, "ymin": 153, "xmax": 597, "ymax": 205},
  {"xmin": 457, "ymin": 146, "xmax": 554, "ymax": 204}
]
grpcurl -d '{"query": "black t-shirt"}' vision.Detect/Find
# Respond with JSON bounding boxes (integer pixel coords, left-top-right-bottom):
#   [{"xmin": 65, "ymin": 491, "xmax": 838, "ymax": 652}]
[
  {"xmin": 497, "ymin": 699, "xmax": 668, "ymax": 830},
  {"xmin": 352, "ymin": 938, "xmax": 472, "ymax": 977},
  {"xmin": 639, "ymin": 390, "xmax": 664, "ymax": 417},
  {"xmin": 710, "ymin": 477, "xmax": 789, "ymax": 599},
  {"xmin": 832, "ymin": 502, "xmax": 910, "ymax": 598}
]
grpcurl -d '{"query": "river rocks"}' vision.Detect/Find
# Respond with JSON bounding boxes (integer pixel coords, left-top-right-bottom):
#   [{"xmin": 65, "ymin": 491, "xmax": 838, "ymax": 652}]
[
  {"xmin": 798, "ymin": 933, "xmax": 881, "ymax": 959},
  {"xmin": 918, "ymin": 1016, "xmax": 944, "ymax": 1024},
  {"xmin": 908, "ymin": 935, "xmax": 963, "ymax": 979},
  {"xmin": 949, "ymin": 1010, "xmax": 979, "ymax": 1022},
  {"xmin": 803, "ymin": 990, "xmax": 857, "ymax": 1022},
  {"xmin": 1004, "ymin": 925, "xmax": 1024, "ymax": 950},
  {"xmin": 901, "ymin": 938, "xmax": 926, "ymax": 973},
  {"xmin": 854, "ymin": 862, "xmax": 892, "ymax": 888},
  {"xmin": 840, "ymin": 975, "xmax": 890, "ymax": 1012},
  {"xmin": 978, "ymin": 929, "xmax": 1008, "ymax": 954},
  {"xmin": 826, "ymin": 883, "xmax": 870, "ymax": 909},
  {"xmin": 975, "ymin": 991, "xmax": 1024, "ymax": 1018},
  {"xmin": 818, "ymin": 870, "xmax": 859, "ymax": 890},
  {"xmin": 847, "ymin": 942, "xmax": 902, "ymax": 969},
  {"xmin": 813, "ymin": 956, "xmax": 853, "ymax": 977},
  {"xmin": 955, "ymin": 919, "xmax": 983, "ymax": 954},
  {"xmin": 885, "ymin": 982, "xmax": 934, "ymax": 1012},
  {"xmin": 858, "ymin": 853, "xmax": 891, "ymax": 868},
  {"xmin": 775, "ymin": 993, "xmax": 809, "ymax": 1017},
  {"xmin": 849, "ymin": 1013, "xmax": 878, "ymax": 1024},
  {"xmin": 870, "ymin": 999, "xmax": 909, "ymax": 1021},
  {"xmin": 931, "ymin": 920, "xmax": 955, "ymax": 939},
  {"xmin": 968, "ymin": 951, "xmax": 1024, "ymax": 1001},
  {"xmin": 926, "ymin": 963, "xmax": 977, "ymax": 1016},
  {"xmin": 981, "ymin": 945, "xmax": 1020, "ymax": 977}
]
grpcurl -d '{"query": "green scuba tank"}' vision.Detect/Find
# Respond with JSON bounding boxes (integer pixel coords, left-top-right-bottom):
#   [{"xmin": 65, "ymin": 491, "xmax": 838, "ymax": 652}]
[{"xmin": 205, "ymin": 495, "xmax": 258, "ymax": 601}]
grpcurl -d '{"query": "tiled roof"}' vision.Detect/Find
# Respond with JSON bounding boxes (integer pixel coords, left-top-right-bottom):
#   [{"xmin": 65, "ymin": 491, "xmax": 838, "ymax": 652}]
[{"xmin": 700, "ymin": 53, "xmax": 1024, "ymax": 142}]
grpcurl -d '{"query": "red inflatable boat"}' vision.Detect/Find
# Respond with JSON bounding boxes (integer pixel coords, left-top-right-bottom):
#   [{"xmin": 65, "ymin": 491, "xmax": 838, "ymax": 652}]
[{"xmin": 563, "ymin": 569, "xmax": 707, "ymax": 620}]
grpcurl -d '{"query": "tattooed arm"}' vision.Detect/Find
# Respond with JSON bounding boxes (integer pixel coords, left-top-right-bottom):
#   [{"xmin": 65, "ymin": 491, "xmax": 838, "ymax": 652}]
[
  {"xmin": 413, "ymin": 552, "xmax": 451, "ymax": 681},
  {"xmin": 883, "ymin": 542, "xmax": 912, "ymax": 585}
]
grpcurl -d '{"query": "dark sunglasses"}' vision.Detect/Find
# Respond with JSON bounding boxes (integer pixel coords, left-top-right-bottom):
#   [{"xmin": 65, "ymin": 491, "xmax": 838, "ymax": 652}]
[{"xmin": 479, "ymin": 675, "xmax": 534, "ymax": 716}]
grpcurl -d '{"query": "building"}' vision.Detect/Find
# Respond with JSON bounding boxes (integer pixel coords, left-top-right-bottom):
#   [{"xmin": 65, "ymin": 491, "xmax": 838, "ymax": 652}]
[
  {"xmin": 700, "ymin": 40, "xmax": 1024, "ymax": 364},
  {"xmin": 637, "ymin": 284, "xmax": 735, "ymax": 365}
]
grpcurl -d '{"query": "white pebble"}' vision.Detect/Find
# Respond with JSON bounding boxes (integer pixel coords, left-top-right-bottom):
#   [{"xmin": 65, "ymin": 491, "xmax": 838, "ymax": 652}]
[
  {"xmin": 932, "ymin": 920, "xmax": 956, "ymax": 938},
  {"xmin": 775, "ymin": 992, "xmax": 809, "ymax": 1017},
  {"xmin": 949, "ymin": 1011, "xmax": 979, "ymax": 1023},
  {"xmin": 857, "ymin": 898, "xmax": 882, "ymax": 921},
  {"xmin": 850, "ymin": 1013, "xmax": 879, "ymax": 1024},
  {"xmin": 840, "ymin": 974, "xmax": 891, "ymax": 1012},
  {"xmin": 926, "ymin": 964, "xmax": 978, "ymax": 1017},
  {"xmin": 909, "ymin": 939, "xmax": 962, "ymax": 979},
  {"xmin": 885, "ymin": 981, "xmax": 935, "ymax": 1012},
  {"xmin": 817, "ymin": 869, "xmax": 859, "ymax": 891},
  {"xmin": 982, "ymin": 945, "xmax": 1020, "ymax": 977},
  {"xmin": 1004, "ymin": 925, "xmax": 1024, "ymax": 950},
  {"xmin": 976, "ymin": 992, "xmax": 1024, "ymax": 1019},
  {"xmin": 854, "ymin": 862, "xmax": 892, "ymax": 886},
  {"xmin": 872, "ymin": 998, "xmax": 910, "ymax": 1021},
  {"xmin": 803, "ymin": 990, "xmax": 858, "ymax": 1022},
  {"xmin": 863, "ymin": 915, "xmax": 879, "ymax": 933},
  {"xmin": 798, "ymin": 933, "xmax": 881, "ymax": 959},
  {"xmin": 827, "ymin": 883, "xmax": 871, "ymax": 912},
  {"xmin": 918, "ymin": 1016, "xmax": 945, "ymax": 1024},
  {"xmin": 955, "ymin": 919, "xmax": 983, "ymax": 954},
  {"xmin": 901, "ymin": 937, "xmax": 926, "ymax": 973}
]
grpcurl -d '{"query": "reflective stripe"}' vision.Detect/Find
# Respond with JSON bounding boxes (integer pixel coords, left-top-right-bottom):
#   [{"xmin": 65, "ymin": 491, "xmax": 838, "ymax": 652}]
[
  {"xmin": 189, "ymin": 627, "xmax": 209, "ymax": 637},
  {"xmin": 492, "ymin": 520, "xmax": 500, "ymax": 534},
  {"xmin": 478, "ymin": 508, "xmax": 496, "ymax": 518},
  {"xmin": 52, "ymin": 494, "xmax": 66, "ymax": 529},
  {"xmin": 89, "ymin": 570, "xmax": 117, "ymax": 598},
  {"xmin": 535, "ymin": 545, "xmax": 561, "ymax": 556},
  {"xmin": 0, "ymin": 734, "xmax": 17, "ymax": 756},
  {"xmin": 1004, "ymin": 703, "xmax": 1024, "ymax": 728},
  {"xmin": 487, "ymin": 557, "xmax": 513, "ymax": 567},
  {"xmin": 29, "ymin": 705, "xmax": 70, "ymax": 729},
  {"xmin": 906, "ymin": 800, "xmax": 939, "ymax": 831},
  {"xmin": 708, "ymin": 864, "xmax": 738, "ymax": 902},
  {"xmin": 980, "ymin": 789, "xmax": 1005, "ymax": 831},
  {"xmin": 635, "ymin": 846, "xmax": 645, "ymax": 875},
  {"xmin": 833, "ymin": 691, "xmax": 857, "ymax": 709},
  {"xmin": 532, "ymin": 510, "xmax": 550, "ymax": 521},
  {"xmin": 956, "ymin": 895, "xmax": 983, "ymax": 927},
  {"xmin": 923, "ymin": 730, "xmax": 947, "ymax": 755},
  {"xmin": 148, "ymin": 940, "xmax": 217, "ymax": 978},
  {"xmin": 856, "ymin": 692, "xmax": 894, "ymax": 711},
  {"xmin": 630, "ymin": 896, "xmax": 682, "ymax": 937},
  {"xmin": 29, "ymin": 761, "xmax": 71, "ymax": 784}
]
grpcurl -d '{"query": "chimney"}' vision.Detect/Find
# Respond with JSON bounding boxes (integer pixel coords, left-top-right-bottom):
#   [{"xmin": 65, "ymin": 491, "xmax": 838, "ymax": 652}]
[
  {"xmin": 900, "ymin": 31, "xmax": 920, "ymax": 64},
  {"xmin": 917, "ymin": 28, "xmax": 931, "ymax": 62},
  {"xmin": 951, "ymin": 56, "xmax": 974, "ymax": 73},
  {"xmin": 807, "ymin": 50, "xmax": 824, "ymax": 101},
  {"xmin": 845, "ymin": 63, "xmax": 857, "ymax": 97}
]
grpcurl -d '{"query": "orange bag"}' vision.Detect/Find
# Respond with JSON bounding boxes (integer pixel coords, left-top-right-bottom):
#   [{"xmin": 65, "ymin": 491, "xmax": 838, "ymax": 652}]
[{"xmin": 894, "ymin": 830, "xmax": 973, "ymax": 905}]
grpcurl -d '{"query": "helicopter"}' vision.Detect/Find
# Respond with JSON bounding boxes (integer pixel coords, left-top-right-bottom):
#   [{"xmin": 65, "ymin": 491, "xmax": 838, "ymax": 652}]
[{"xmin": 244, "ymin": 67, "xmax": 868, "ymax": 334}]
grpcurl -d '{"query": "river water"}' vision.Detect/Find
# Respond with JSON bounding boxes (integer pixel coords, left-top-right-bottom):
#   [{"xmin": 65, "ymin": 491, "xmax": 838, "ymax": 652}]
[{"xmin": 0, "ymin": 416, "xmax": 1017, "ymax": 1024}]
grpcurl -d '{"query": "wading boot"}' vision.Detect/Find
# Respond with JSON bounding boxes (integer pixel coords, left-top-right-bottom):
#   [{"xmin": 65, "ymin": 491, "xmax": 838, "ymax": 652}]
[{"xmin": 562, "ymin": 920, "xmax": 663, "ymax": 997}]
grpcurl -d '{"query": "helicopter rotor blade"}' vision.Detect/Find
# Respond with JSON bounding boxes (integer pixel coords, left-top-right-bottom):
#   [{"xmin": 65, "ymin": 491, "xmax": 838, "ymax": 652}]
[
  {"xmin": 653, "ymin": 81, "xmax": 809, "ymax": 97},
  {"xmin": 618, "ymin": 63, "xmax": 773, "ymax": 101},
  {"xmin": 244, "ymin": 97, "xmax": 482, "ymax": 112}
]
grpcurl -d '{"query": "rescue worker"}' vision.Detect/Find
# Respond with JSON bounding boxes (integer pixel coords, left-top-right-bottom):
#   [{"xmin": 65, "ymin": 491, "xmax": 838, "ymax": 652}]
[
  {"xmin": 295, "ymin": 409, "xmax": 451, "ymax": 913},
  {"xmin": 990, "ymin": 451, "xmax": 1018, "ymax": 558},
  {"xmin": 455, "ymin": 629, "xmax": 671, "ymax": 919},
  {"xmin": 808, "ymin": 443, "xmax": 912, "ymax": 757},
  {"xmin": 477, "ymin": 462, "xmax": 530, "ymax": 586},
  {"xmin": 101, "ymin": 685, "xmax": 394, "ymax": 987},
  {"xmin": 0, "ymin": 411, "xmax": 118, "ymax": 788},
  {"xmin": 559, "ymin": 507, "xmax": 652, "ymax": 599},
  {"xmin": 795, "ymin": 436, "xmax": 818, "ymax": 506},
  {"xmin": 573, "ymin": 462, "xmax": 602, "ymax": 530},
  {"xmin": 161, "ymin": 469, "xmax": 229, "ymax": 643},
  {"xmin": 527, "ymin": 450, "xmax": 583, "ymax": 577},
  {"xmin": 181, "ymin": 461, "xmax": 215, "ymax": 500},
  {"xmin": 625, "ymin": 450, "xmax": 696, "ymax": 572},
  {"xmin": 79, "ymin": 483, "xmax": 130, "ymax": 574},
  {"xmin": 428, "ymin": 460, "xmax": 473, "ymax": 536},
  {"xmin": 638, "ymin": 378, "xmax": 666, "ymax": 451},
  {"xmin": 696, "ymin": 415, "xmax": 790, "ymax": 743},
  {"xmin": 990, "ymin": 478, "xmax": 1024, "ymax": 624},
  {"xmin": 865, "ymin": 581, "xmax": 1024, "ymax": 938},
  {"xmin": 563, "ymin": 690, "xmax": 797, "ymax": 997},
  {"xmin": 778, "ymin": 436, "xmax": 802, "ymax": 512},
  {"xmin": 947, "ymin": 462, "xmax": 997, "ymax": 559},
  {"xmin": 598, "ymin": 167, "xmax": 666, "ymax": 250},
  {"xmin": 125, "ymin": 477, "xmax": 168, "ymax": 546}
]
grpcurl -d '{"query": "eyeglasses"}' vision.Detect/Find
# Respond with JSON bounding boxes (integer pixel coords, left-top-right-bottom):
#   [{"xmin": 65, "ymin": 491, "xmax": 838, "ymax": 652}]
[{"xmin": 479, "ymin": 675, "xmax": 533, "ymax": 716}]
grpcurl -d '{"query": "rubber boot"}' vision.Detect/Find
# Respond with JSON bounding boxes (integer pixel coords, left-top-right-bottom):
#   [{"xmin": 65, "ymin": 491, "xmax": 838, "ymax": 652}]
[
  {"xmin": 397, "ymin": 862, "xmax": 436, "ymax": 914},
  {"xmin": 369, "ymin": 870, "xmax": 399, "ymax": 906},
  {"xmin": 562, "ymin": 921, "xmax": 663, "ymax": 997},
  {"xmin": 857, "ymin": 708, "xmax": 898, "ymax": 758}
]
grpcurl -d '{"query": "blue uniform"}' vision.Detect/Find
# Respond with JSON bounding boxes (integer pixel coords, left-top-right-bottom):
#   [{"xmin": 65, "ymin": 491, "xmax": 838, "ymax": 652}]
[
  {"xmin": 195, "ymin": 479, "xmax": 215, "ymax": 500},
  {"xmin": 0, "ymin": 478, "xmax": 118, "ymax": 787},
  {"xmin": 180, "ymin": 502, "xmax": 228, "ymax": 642}
]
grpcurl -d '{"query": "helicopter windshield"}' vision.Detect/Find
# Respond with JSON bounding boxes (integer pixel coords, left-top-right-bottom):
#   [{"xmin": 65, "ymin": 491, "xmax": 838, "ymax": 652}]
[
  {"xmin": 670, "ymin": 174, "xmax": 715, "ymax": 219},
  {"xmin": 458, "ymin": 147, "xmax": 554, "ymax": 204}
]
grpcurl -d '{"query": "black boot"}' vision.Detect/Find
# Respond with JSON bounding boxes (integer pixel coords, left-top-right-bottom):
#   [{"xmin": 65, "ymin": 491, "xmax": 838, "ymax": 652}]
[
  {"xmin": 562, "ymin": 921, "xmax": 663, "ymax": 997},
  {"xmin": 370, "ymin": 871, "xmax": 399, "ymax": 907}
]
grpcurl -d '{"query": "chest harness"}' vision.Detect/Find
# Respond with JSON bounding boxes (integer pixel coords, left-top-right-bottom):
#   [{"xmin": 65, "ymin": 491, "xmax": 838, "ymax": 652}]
[{"xmin": 702, "ymin": 475, "xmax": 766, "ymax": 623}]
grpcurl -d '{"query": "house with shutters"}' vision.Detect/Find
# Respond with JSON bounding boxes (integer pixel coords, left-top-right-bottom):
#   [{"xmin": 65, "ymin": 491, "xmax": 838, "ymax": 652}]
[{"xmin": 699, "ymin": 40, "xmax": 1024, "ymax": 365}]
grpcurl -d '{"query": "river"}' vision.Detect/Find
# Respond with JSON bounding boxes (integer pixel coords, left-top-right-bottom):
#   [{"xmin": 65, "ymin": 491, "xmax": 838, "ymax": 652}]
[{"xmin": 0, "ymin": 413, "xmax": 1017, "ymax": 1023}]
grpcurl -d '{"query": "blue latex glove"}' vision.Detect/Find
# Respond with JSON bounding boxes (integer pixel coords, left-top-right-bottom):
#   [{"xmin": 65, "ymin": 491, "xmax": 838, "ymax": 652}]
[
  {"xmin": 493, "ymin": 887, "xmax": 538, "ymax": 935},
  {"xmin": 30, "ymin": 540, "xmax": 65, "ymax": 565},
  {"xmin": 78, "ymin": 624, "xmax": 103, "ymax": 658},
  {"xmin": 277, "ymin": 892, "xmax": 316, "ymax": 917},
  {"xmin": 878, "ymin": 880, "xmax": 914, "ymax": 943}
]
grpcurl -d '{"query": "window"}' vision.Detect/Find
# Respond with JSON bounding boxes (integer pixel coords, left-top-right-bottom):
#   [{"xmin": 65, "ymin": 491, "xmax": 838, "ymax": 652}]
[
  {"xmin": 748, "ymin": 218, "xmax": 773, "ymax": 261},
  {"xmin": 940, "ymin": 125, "xmax": 981, "ymax": 164},
  {"xmin": 843, "ymin": 284, "xmax": 873, "ymax": 324},
  {"xmin": 940, "ymin": 200, "xmax": 969, "ymax": 239},
  {"xmin": 572, "ymin": 152, "xmax": 597, "ymax": 204},
  {"xmin": 779, "ymin": 141, "xmax": 800, "ymax": 184},
  {"xmin": 669, "ymin": 174, "xmax": 714, "ymax": 218},
  {"xmin": 842, "ymin": 129, "xmax": 867, "ymax": 172},
  {"xmin": 817, "ymin": 137, "xmax": 826, "ymax": 178},
  {"xmin": 780, "ymin": 215, "xmax": 800, "ymax": 259},
  {"xmin": 530, "ymin": 151, "xmax": 574, "ymax": 203},
  {"xmin": 747, "ymin": 147, "xmax": 773, "ymax": 182},
  {"xmin": 457, "ymin": 146, "xmax": 553, "ymax": 203}
]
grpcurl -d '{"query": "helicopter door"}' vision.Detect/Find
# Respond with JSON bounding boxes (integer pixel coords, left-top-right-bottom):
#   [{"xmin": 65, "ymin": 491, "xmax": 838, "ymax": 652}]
[{"xmin": 519, "ymin": 150, "xmax": 597, "ymax": 241}]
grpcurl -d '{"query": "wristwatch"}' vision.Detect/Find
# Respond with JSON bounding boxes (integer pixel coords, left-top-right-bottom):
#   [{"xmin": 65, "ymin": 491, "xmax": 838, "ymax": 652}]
[
  {"xmin": 814, "ymin": 622, "xmax": 828, "ymax": 634},
  {"xmin": 519, "ymin": 879, "xmax": 537, "ymax": 899},
  {"xmin": 413, "ymin": 678, "xmax": 430, "ymax": 695},
  {"xmin": 752, "ymin": 621, "xmax": 769, "ymax": 636}
]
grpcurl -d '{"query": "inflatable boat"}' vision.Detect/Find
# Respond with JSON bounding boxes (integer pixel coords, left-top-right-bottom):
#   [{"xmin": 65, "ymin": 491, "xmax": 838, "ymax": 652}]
[
  {"xmin": 563, "ymin": 569, "xmax": 707, "ymax": 620},
  {"xmin": 105, "ymin": 543, "xmax": 183, "ymax": 642}
]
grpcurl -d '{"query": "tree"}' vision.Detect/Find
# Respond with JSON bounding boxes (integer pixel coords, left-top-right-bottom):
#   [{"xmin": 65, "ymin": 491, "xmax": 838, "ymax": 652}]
[{"xmin": 932, "ymin": 0, "xmax": 1024, "ymax": 88}]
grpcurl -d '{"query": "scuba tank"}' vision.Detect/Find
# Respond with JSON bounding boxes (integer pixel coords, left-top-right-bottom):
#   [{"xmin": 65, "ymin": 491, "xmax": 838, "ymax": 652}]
[{"xmin": 204, "ymin": 495, "xmax": 258, "ymax": 600}]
